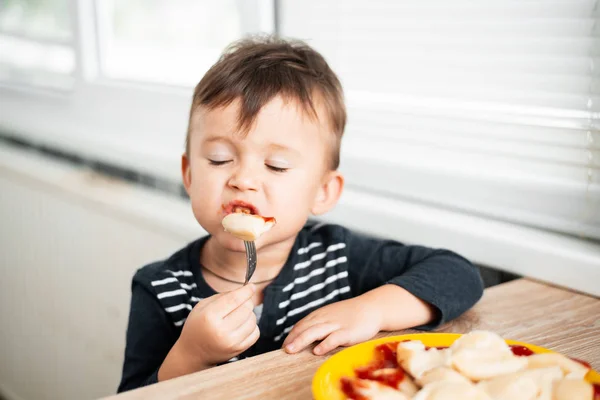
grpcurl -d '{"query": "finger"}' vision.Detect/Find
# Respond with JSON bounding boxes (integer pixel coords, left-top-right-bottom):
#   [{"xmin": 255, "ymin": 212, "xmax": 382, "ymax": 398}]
[
  {"xmin": 237, "ymin": 324, "xmax": 260, "ymax": 352},
  {"xmin": 230, "ymin": 315, "xmax": 258, "ymax": 349},
  {"xmin": 193, "ymin": 292, "xmax": 226, "ymax": 313},
  {"xmin": 313, "ymin": 329, "xmax": 353, "ymax": 355},
  {"xmin": 284, "ymin": 323, "xmax": 338, "ymax": 354},
  {"xmin": 223, "ymin": 299, "xmax": 255, "ymax": 330},
  {"xmin": 282, "ymin": 313, "xmax": 321, "ymax": 348},
  {"xmin": 210, "ymin": 284, "xmax": 256, "ymax": 318}
]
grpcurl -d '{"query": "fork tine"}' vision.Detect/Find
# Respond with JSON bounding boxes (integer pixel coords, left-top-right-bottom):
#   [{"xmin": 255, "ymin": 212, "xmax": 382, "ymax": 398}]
[
  {"xmin": 243, "ymin": 241, "xmax": 257, "ymax": 285},
  {"xmin": 243, "ymin": 241, "xmax": 250, "ymax": 285}
]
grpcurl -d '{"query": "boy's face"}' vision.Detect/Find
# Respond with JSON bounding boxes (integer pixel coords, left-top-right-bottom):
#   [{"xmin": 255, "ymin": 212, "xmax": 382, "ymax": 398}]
[{"xmin": 183, "ymin": 96, "xmax": 342, "ymax": 253}]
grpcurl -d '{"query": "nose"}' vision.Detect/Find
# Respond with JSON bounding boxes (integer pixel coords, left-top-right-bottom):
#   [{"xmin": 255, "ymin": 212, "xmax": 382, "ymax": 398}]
[{"xmin": 227, "ymin": 163, "xmax": 259, "ymax": 192}]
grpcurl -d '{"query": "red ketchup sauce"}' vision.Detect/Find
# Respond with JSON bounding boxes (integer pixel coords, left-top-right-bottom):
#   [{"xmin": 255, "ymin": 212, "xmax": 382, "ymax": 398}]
[
  {"xmin": 510, "ymin": 344, "xmax": 535, "ymax": 357},
  {"xmin": 341, "ymin": 378, "xmax": 367, "ymax": 400},
  {"xmin": 375, "ymin": 342, "xmax": 400, "ymax": 368},
  {"xmin": 341, "ymin": 342, "xmax": 403, "ymax": 399}
]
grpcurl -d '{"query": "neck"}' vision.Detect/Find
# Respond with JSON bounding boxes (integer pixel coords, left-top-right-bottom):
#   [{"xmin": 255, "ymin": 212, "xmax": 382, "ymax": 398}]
[{"xmin": 200, "ymin": 235, "xmax": 295, "ymax": 283}]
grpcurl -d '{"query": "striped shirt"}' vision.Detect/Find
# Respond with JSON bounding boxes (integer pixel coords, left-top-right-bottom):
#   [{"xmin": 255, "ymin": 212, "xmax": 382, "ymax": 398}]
[{"xmin": 118, "ymin": 221, "xmax": 484, "ymax": 393}]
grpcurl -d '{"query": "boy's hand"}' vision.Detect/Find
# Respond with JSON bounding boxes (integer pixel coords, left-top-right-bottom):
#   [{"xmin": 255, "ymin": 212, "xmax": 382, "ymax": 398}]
[
  {"xmin": 177, "ymin": 284, "xmax": 259, "ymax": 367},
  {"xmin": 282, "ymin": 285, "xmax": 435, "ymax": 356},
  {"xmin": 282, "ymin": 296, "xmax": 383, "ymax": 356}
]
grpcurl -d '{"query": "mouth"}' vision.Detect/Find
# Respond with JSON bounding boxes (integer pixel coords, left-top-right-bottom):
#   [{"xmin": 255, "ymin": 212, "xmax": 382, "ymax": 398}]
[{"xmin": 222, "ymin": 200, "xmax": 260, "ymax": 216}]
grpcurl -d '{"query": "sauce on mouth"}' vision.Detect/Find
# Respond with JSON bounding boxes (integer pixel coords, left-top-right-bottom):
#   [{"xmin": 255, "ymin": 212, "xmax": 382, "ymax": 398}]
[{"xmin": 222, "ymin": 202, "xmax": 258, "ymax": 215}]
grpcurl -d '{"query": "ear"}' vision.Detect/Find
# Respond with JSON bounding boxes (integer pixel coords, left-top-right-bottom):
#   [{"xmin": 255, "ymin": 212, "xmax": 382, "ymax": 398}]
[
  {"xmin": 181, "ymin": 153, "xmax": 192, "ymax": 195},
  {"xmin": 311, "ymin": 170, "xmax": 344, "ymax": 215}
]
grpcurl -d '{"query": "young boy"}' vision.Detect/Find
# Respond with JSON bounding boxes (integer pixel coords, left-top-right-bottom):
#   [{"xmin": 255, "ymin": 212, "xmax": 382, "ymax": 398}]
[{"xmin": 117, "ymin": 35, "xmax": 484, "ymax": 392}]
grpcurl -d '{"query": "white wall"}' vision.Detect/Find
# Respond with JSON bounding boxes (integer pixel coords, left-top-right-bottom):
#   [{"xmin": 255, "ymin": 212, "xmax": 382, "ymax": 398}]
[{"xmin": 0, "ymin": 146, "xmax": 201, "ymax": 400}]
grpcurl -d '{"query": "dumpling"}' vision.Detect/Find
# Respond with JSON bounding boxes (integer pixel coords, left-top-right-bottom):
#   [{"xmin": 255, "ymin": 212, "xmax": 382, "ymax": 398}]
[
  {"xmin": 449, "ymin": 331, "xmax": 527, "ymax": 381},
  {"xmin": 526, "ymin": 353, "xmax": 590, "ymax": 379},
  {"xmin": 451, "ymin": 348, "xmax": 528, "ymax": 381},
  {"xmin": 363, "ymin": 368, "xmax": 419, "ymax": 396},
  {"xmin": 450, "ymin": 331, "xmax": 510, "ymax": 354},
  {"xmin": 552, "ymin": 378, "xmax": 594, "ymax": 400},
  {"xmin": 476, "ymin": 366, "xmax": 563, "ymax": 400},
  {"xmin": 346, "ymin": 379, "xmax": 411, "ymax": 400},
  {"xmin": 221, "ymin": 213, "xmax": 275, "ymax": 241},
  {"xmin": 413, "ymin": 381, "xmax": 492, "ymax": 400},
  {"xmin": 396, "ymin": 341, "xmax": 450, "ymax": 379},
  {"xmin": 417, "ymin": 367, "xmax": 472, "ymax": 387}
]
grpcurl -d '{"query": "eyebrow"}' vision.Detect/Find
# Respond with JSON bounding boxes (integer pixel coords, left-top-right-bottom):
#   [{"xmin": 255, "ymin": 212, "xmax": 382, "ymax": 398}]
[
  {"xmin": 202, "ymin": 135, "xmax": 232, "ymax": 144},
  {"xmin": 201, "ymin": 135, "xmax": 301, "ymax": 157},
  {"xmin": 267, "ymin": 143, "xmax": 301, "ymax": 157}
]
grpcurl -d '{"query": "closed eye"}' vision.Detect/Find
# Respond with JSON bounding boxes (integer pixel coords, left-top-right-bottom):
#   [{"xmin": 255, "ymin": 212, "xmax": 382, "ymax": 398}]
[
  {"xmin": 266, "ymin": 164, "xmax": 289, "ymax": 173},
  {"xmin": 208, "ymin": 159, "xmax": 232, "ymax": 166}
]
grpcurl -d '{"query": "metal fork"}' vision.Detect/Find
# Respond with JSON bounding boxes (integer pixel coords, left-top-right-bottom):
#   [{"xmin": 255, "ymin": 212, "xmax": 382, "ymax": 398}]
[{"xmin": 243, "ymin": 241, "xmax": 257, "ymax": 285}]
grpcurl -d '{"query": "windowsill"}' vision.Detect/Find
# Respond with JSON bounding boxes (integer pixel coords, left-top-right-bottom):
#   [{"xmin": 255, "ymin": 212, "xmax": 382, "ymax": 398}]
[{"xmin": 2, "ymin": 143, "xmax": 599, "ymax": 297}]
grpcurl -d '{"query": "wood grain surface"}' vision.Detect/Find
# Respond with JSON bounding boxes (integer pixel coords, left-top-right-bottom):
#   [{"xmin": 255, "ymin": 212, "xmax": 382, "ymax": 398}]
[{"xmin": 104, "ymin": 279, "xmax": 600, "ymax": 400}]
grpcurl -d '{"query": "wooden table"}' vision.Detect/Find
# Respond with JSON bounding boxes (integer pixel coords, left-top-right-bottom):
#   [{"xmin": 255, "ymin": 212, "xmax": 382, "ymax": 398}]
[{"xmin": 104, "ymin": 279, "xmax": 600, "ymax": 400}]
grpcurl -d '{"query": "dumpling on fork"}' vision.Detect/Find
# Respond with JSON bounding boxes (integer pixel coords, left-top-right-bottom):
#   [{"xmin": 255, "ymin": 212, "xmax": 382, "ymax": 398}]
[{"xmin": 221, "ymin": 213, "xmax": 276, "ymax": 241}]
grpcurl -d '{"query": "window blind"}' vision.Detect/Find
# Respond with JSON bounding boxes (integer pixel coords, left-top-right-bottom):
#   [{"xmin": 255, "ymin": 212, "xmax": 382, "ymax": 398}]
[{"xmin": 281, "ymin": 0, "xmax": 600, "ymax": 240}]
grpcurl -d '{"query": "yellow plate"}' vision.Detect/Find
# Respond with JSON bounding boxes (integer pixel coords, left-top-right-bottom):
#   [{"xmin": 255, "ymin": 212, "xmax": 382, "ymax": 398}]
[{"xmin": 312, "ymin": 333, "xmax": 600, "ymax": 400}]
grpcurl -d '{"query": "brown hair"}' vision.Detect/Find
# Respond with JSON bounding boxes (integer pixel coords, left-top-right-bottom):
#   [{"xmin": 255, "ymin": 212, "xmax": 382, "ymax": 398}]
[{"xmin": 186, "ymin": 35, "xmax": 346, "ymax": 169}]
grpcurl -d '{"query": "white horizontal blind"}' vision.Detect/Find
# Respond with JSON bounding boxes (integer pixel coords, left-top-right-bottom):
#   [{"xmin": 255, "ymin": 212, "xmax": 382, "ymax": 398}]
[{"xmin": 281, "ymin": 0, "xmax": 600, "ymax": 240}]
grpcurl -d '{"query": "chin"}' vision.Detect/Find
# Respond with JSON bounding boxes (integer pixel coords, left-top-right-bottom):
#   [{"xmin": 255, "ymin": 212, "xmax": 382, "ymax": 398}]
[{"xmin": 213, "ymin": 232, "xmax": 248, "ymax": 252}]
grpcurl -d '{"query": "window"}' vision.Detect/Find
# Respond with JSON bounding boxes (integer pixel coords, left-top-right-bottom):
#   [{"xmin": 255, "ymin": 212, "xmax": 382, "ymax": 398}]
[
  {"xmin": 0, "ymin": 0, "xmax": 75, "ymax": 89},
  {"xmin": 95, "ymin": 0, "xmax": 273, "ymax": 86},
  {"xmin": 281, "ymin": 0, "xmax": 600, "ymax": 241},
  {"xmin": 0, "ymin": 0, "xmax": 275, "ymax": 183}
]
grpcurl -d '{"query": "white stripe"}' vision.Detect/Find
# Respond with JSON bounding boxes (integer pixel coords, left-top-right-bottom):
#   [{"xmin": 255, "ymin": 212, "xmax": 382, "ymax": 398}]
[
  {"xmin": 293, "ymin": 243, "xmax": 346, "ymax": 271},
  {"xmin": 279, "ymin": 300, "xmax": 289, "ymax": 308},
  {"xmin": 153, "ymin": 279, "xmax": 196, "ymax": 291},
  {"xmin": 274, "ymin": 325, "xmax": 295, "ymax": 342},
  {"xmin": 151, "ymin": 277, "xmax": 178, "ymax": 286},
  {"xmin": 174, "ymin": 318, "xmax": 187, "ymax": 327},
  {"xmin": 167, "ymin": 270, "xmax": 193, "ymax": 277},
  {"xmin": 180, "ymin": 282, "xmax": 197, "ymax": 290},
  {"xmin": 157, "ymin": 289, "xmax": 187, "ymax": 299},
  {"xmin": 283, "ymin": 256, "xmax": 348, "ymax": 293},
  {"xmin": 294, "ymin": 252, "xmax": 326, "ymax": 270},
  {"xmin": 326, "ymin": 243, "xmax": 346, "ymax": 252},
  {"xmin": 228, "ymin": 357, "xmax": 239, "ymax": 362},
  {"xmin": 279, "ymin": 271, "xmax": 349, "ymax": 308},
  {"xmin": 276, "ymin": 286, "xmax": 351, "ymax": 326},
  {"xmin": 297, "ymin": 242, "xmax": 322, "ymax": 255},
  {"xmin": 191, "ymin": 296, "xmax": 202, "ymax": 302},
  {"xmin": 165, "ymin": 303, "xmax": 193, "ymax": 313}
]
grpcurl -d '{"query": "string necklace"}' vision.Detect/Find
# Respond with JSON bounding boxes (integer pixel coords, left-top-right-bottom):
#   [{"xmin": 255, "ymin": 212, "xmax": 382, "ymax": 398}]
[{"xmin": 201, "ymin": 265, "xmax": 275, "ymax": 285}]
